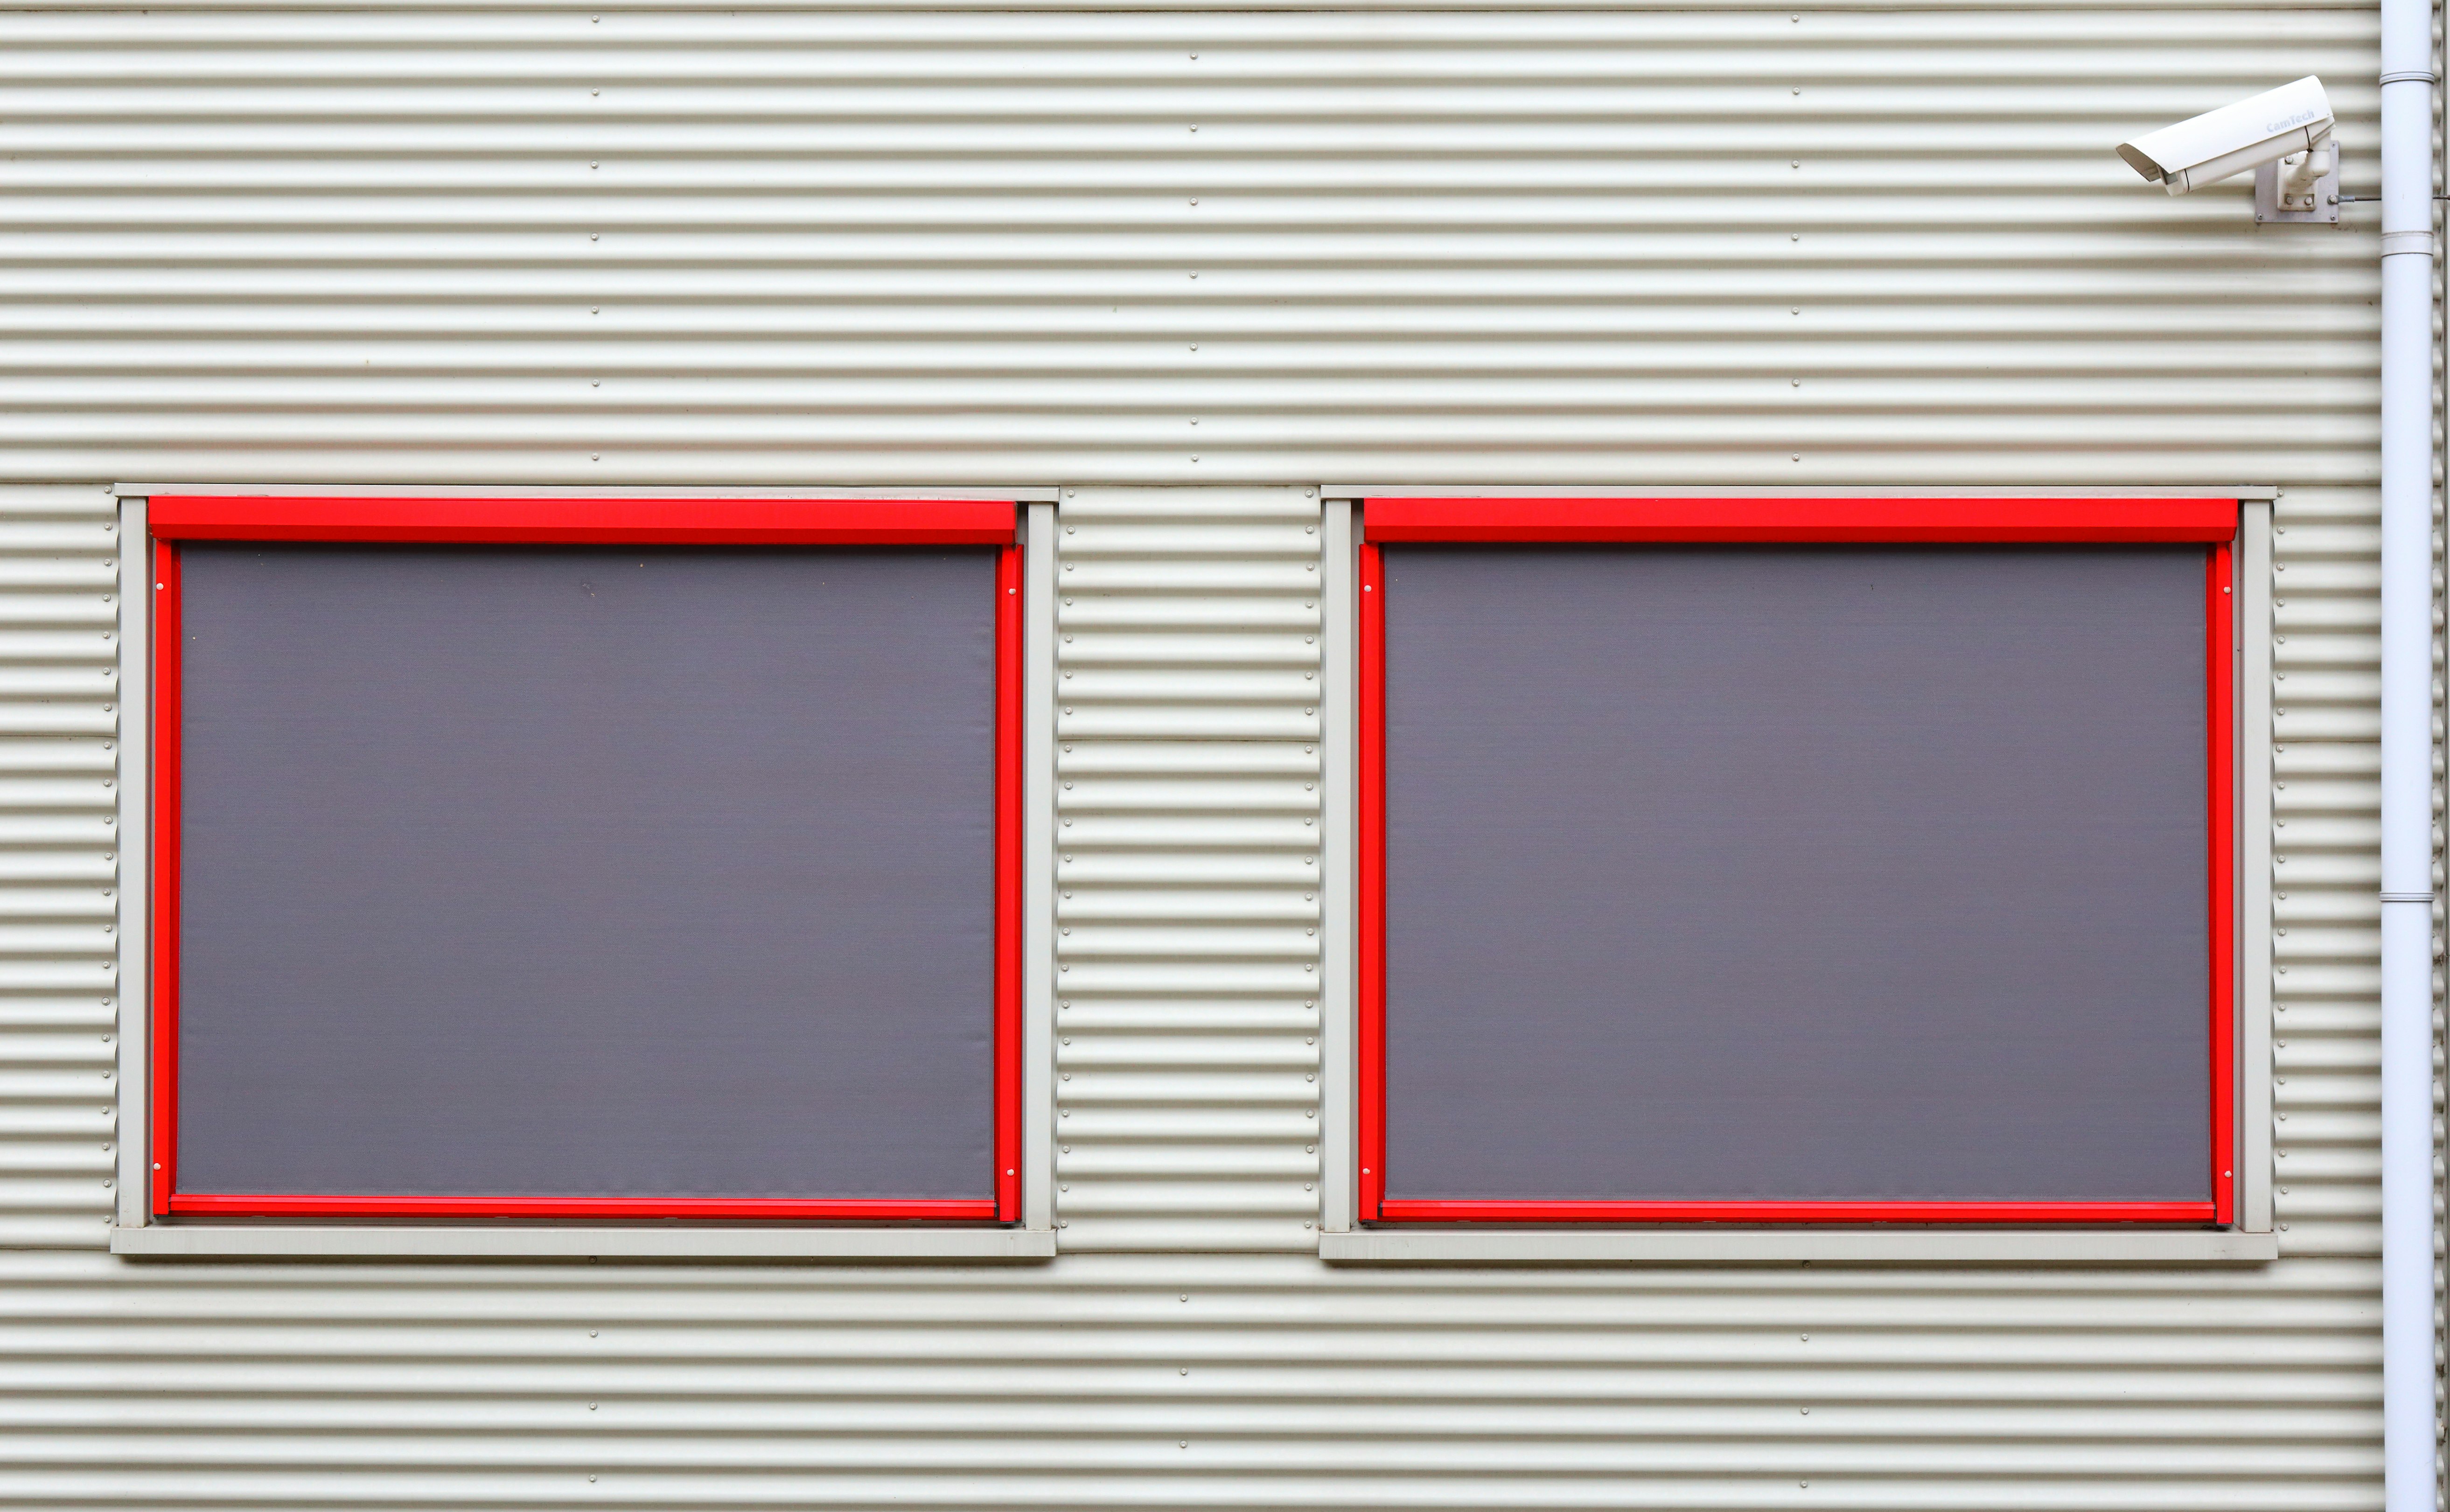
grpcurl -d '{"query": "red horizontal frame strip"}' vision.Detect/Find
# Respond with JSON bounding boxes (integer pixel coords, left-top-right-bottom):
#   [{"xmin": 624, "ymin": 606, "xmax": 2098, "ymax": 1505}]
[
  {"xmin": 1364, "ymin": 495, "xmax": 2239, "ymax": 543},
  {"xmin": 166, "ymin": 1195, "xmax": 998, "ymax": 1221},
  {"xmin": 151, "ymin": 509, "xmax": 1025, "ymax": 1225},
  {"xmin": 1378, "ymin": 1200, "xmax": 2219, "ymax": 1225},
  {"xmin": 147, "ymin": 495, "xmax": 1018, "ymax": 545}
]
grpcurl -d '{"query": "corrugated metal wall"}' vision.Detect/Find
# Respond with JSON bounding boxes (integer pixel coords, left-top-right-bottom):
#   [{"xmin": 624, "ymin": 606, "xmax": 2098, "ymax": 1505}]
[
  {"xmin": 0, "ymin": 10, "xmax": 2386, "ymax": 488},
  {"xmin": 0, "ymin": 8, "xmax": 2409, "ymax": 1507}
]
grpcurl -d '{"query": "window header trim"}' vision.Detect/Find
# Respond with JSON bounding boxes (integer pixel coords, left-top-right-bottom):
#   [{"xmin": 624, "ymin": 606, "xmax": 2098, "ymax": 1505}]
[
  {"xmin": 1361, "ymin": 495, "xmax": 2240, "ymax": 543},
  {"xmin": 147, "ymin": 494, "xmax": 1019, "ymax": 546}
]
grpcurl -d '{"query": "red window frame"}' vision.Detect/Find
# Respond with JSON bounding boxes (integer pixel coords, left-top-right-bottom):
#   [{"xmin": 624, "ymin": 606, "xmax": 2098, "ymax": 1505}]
[
  {"xmin": 147, "ymin": 495, "xmax": 1026, "ymax": 1223},
  {"xmin": 1357, "ymin": 495, "xmax": 2241, "ymax": 1227}
]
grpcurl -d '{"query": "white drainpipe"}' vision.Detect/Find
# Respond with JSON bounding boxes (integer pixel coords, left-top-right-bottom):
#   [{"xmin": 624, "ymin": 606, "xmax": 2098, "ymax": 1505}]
[{"xmin": 2378, "ymin": 0, "xmax": 2439, "ymax": 1501}]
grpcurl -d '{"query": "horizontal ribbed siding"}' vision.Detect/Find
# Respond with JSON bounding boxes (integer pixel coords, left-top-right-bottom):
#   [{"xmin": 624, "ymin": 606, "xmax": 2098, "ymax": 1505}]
[
  {"xmin": 0, "ymin": 11, "xmax": 2383, "ymax": 487},
  {"xmin": 1058, "ymin": 487, "xmax": 1322, "ymax": 1253},
  {"xmin": 0, "ymin": 488, "xmax": 118, "ymax": 1253},
  {"xmin": 0, "ymin": 7, "xmax": 2401, "ymax": 1507},
  {"xmin": 2273, "ymin": 490, "xmax": 2387, "ymax": 1269},
  {"xmin": 0, "ymin": 1251, "xmax": 2389, "ymax": 1506}
]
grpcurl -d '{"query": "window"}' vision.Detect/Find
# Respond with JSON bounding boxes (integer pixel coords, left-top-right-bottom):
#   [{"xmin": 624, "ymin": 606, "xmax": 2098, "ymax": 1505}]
[
  {"xmin": 146, "ymin": 495, "xmax": 1025, "ymax": 1223},
  {"xmin": 1355, "ymin": 496, "xmax": 2240, "ymax": 1226}
]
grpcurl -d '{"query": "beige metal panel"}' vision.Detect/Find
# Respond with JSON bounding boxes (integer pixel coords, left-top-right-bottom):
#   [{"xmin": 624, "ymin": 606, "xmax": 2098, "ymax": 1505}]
[
  {"xmin": 0, "ymin": 1244, "xmax": 2398, "ymax": 1507},
  {"xmin": 0, "ymin": 10, "xmax": 2384, "ymax": 487},
  {"xmin": 0, "ymin": 0, "xmax": 2384, "ymax": 9},
  {"xmin": 2272, "ymin": 488, "xmax": 2386, "ymax": 1273},
  {"xmin": 0, "ymin": 5, "xmax": 2396, "ymax": 1507},
  {"xmin": 0, "ymin": 487, "xmax": 116, "ymax": 1251},
  {"xmin": 1058, "ymin": 487, "xmax": 1322, "ymax": 1253}
]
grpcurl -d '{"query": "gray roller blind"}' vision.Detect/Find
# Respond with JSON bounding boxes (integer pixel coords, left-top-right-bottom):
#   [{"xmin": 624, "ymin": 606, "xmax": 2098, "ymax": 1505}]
[
  {"xmin": 1380, "ymin": 545, "xmax": 2212, "ymax": 1204},
  {"xmin": 173, "ymin": 544, "xmax": 997, "ymax": 1201}
]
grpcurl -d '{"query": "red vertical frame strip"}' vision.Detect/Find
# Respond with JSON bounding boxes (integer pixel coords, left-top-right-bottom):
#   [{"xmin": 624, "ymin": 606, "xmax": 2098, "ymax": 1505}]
[
  {"xmin": 148, "ymin": 539, "xmax": 181, "ymax": 1217},
  {"xmin": 1356, "ymin": 543, "xmax": 1388, "ymax": 1222},
  {"xmin": 2207, "ymin": 542, "xmax": 2237, "ymax": 1226},
  {"xmin": 993, "ymin": 544, "xmax": 1025, "ymax": 1222}
]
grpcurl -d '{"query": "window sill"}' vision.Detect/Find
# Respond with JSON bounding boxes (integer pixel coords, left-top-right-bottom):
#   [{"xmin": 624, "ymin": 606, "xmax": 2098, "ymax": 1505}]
[
  {"xmin": 112, "ymin": 1225, "xmax": 1058, "ymax": 1262},
  {"xmin": 1319, "ymin": 1227, "xmax": 2279, "ymax": 1266}
]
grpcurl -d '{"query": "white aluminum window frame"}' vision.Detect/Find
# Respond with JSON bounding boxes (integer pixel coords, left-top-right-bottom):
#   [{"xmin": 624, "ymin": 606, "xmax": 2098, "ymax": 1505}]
[
  {"xmin": 109, "ymin": 488, "xmax": 1062, "ymax": 1262},
  {"xmin": 1313, "ymin": 490, "xmax": 2281, "ymax": 1266}
]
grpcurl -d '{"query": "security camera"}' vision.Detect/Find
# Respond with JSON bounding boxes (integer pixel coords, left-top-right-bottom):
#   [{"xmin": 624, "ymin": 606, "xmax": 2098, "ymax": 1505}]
[{"xmin": 2117, "ymin": 76, "xmax": 2334, "ymax": 196}]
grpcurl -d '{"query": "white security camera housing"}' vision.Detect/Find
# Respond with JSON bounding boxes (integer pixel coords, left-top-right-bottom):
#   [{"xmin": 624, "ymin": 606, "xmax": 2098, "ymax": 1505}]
[{"xmin": 2117, "ymin": 76, "xmax": 2334, "ymax": 195}]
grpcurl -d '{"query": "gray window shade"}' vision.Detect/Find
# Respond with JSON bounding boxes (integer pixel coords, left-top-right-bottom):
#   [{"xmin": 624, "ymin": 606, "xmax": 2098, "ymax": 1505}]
[
  {"xmin": 1380, "ymin": 545, "xmax": 2212, "ymax": 1205},
  {"xmin": 173, "ymin": 545, "xmax": 997, "ymax": 1201}
]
